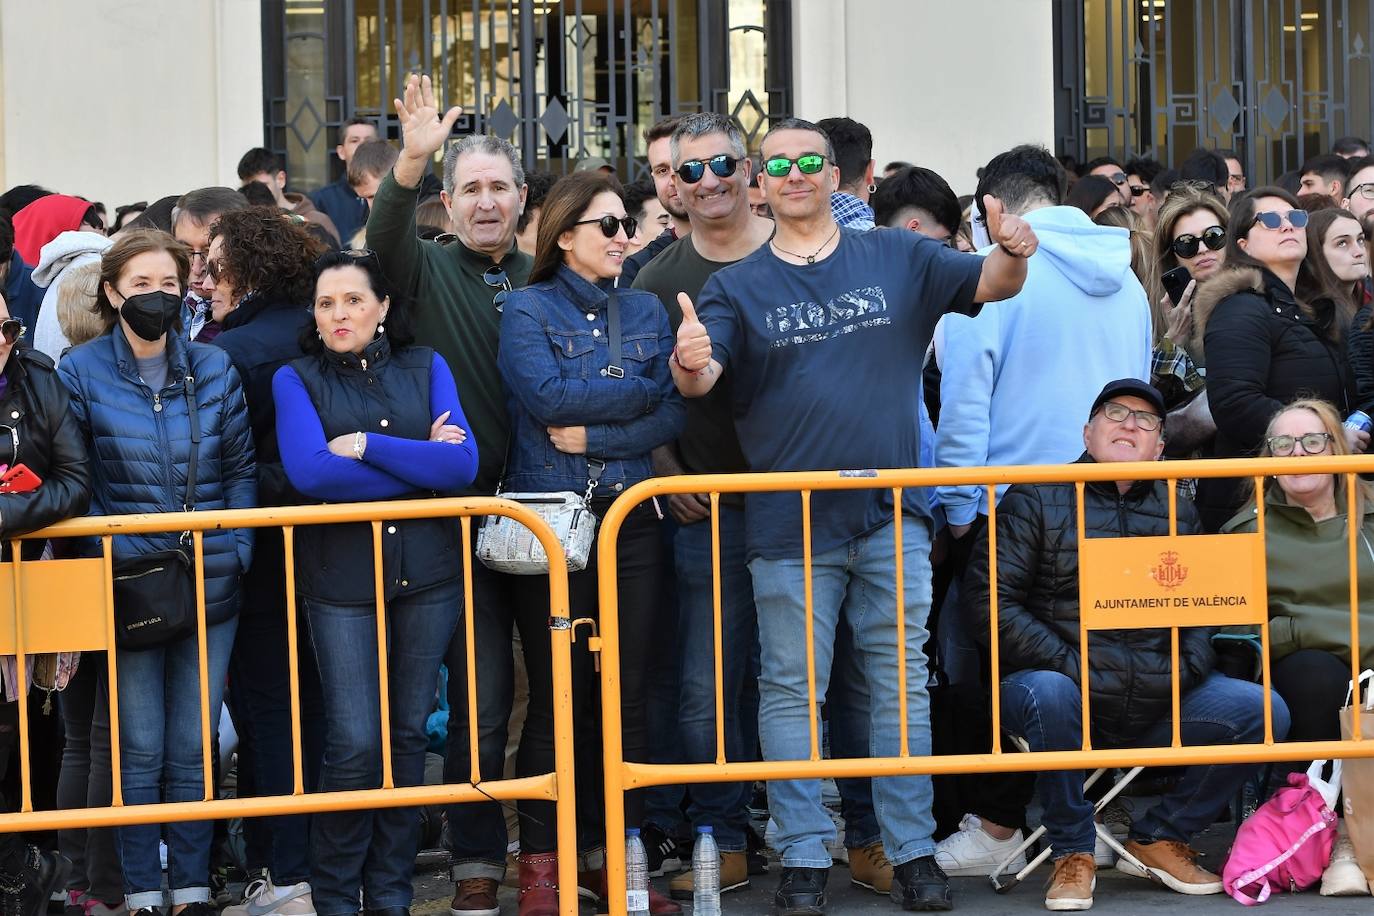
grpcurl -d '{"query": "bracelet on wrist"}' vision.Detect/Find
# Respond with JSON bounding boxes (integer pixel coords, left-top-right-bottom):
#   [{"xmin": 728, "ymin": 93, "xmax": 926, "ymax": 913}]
[{"xmin": 353, "ymin": 431, "xmax": 366, "ymax": 460}]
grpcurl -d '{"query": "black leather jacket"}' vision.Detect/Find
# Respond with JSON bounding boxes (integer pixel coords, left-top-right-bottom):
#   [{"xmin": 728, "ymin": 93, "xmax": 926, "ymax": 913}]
[{"xmin": 967, "ymin": 455, "xmax": 1213, "ymax": 743}]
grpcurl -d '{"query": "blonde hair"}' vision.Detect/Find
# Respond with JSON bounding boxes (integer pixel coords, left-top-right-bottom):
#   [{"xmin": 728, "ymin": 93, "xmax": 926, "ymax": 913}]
[
  {"xmin": 1094, "ymin": 207, "xmax": 1161, "ymax": 326},
  {"xmin": 54, "ymin": 261, "xmax": 105, "ymax": 348},
  {"xmin": 1247, "ymin": 398, "xmax": 1374, "ymax": 519}
]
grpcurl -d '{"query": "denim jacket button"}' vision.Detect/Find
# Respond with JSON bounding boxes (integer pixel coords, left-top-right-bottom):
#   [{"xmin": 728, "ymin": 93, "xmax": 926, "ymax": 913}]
[
  {"xmin": 593, "ymin": 329, "xmax": 601, "ymax": 337},
  {"xmin": 599, "ymin": 368, "xmax": 608, "ymax": 377},
  {"xmin": 586, "ymin": 313, "xmax": 596, "ymax": 321},
  {"xmin": 387, "ymin": 525, "xmax": 396, "ymax": 534},
  {"xmin": 613, "ymin": 482, "xmax": 624, "ymax": 491}
]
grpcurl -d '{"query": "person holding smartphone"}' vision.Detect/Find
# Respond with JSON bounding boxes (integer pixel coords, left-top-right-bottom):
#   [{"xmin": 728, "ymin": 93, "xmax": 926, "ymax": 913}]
[
  {"xmin": 1192, "ymin": 188, "xmax": 1364, "ymax": 531},
  {"xmin": 0, "ymin": 279, "xmax": 91, "ymax": 916}
]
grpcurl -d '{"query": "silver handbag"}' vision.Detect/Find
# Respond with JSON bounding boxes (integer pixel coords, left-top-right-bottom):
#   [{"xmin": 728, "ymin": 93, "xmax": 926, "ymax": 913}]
[{"xmin": 475, "ymin": 465, "xmax": 603, "ymax": 575}]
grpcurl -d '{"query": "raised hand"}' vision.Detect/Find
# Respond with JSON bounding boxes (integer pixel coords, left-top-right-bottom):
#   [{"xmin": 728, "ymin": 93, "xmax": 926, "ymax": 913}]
[
  {"xmin": 983, "ymin": 194, "xmax": 1039, "ymax": 258},
  {"xmin": 674, "ymin": 293, "xmax": 712, "ymax": 372},
  {"xmin": 394, "ymin": 74, "xmax": 463, "ymax": 162}
]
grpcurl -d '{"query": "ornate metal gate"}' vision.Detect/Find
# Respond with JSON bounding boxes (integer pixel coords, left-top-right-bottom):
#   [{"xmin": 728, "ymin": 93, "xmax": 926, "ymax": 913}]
[
  {"xmin": 263, "ymin": 0, "xmax": 793, "ymax": 193},
  {"xmin": 1054, "ymin": 0, "xmax": 1374, "ymax": 183}
]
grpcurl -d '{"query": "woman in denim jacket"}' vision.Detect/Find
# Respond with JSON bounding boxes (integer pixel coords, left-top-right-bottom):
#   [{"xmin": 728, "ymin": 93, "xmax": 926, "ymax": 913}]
[{"xmin": 497, "ymin": 172, "xmax": 684, "ymax": 915}]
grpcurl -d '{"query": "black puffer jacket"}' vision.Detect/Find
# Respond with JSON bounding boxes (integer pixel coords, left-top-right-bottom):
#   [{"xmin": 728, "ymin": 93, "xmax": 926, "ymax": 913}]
[
  {"xmin": 1192, "ymin": 266, "xmax": 1357, "ymax": 530},
  {"xmin": 0, "ymin": 347, "xmax": 90, "ymax": 553},
  {"xmin": 967, "ymin": 456, "xmax": 1211, "ymax": 745}
]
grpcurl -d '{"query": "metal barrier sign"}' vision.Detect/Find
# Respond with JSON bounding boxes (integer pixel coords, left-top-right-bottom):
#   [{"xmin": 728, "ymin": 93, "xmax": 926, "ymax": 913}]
[{"xmin": 1079, "ymin": 533, "xmax": 1269, "ymax": 629}]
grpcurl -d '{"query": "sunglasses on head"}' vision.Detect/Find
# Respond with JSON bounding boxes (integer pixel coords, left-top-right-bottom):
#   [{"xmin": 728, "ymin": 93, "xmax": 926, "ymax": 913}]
[
  {"xmin": 0, "ymin": 320, "xmax": 24, "ymax": 345},
  {"xmin": 1252, "ymin": 209, "xmax": 1309, "ymax": 230},
  {"xmin": 574, "ymin": 215, "xmax": 638, "ymax": 239},
  {"xmin": 1171, "ymin": 225, "xmax": 1227, "ymax": 258},
  {"xmin": 675, "ymin": 154, "xmax": 740, "ymax": 184},
  {"xmin": 764, "ymin": 154, "xmax": 828, "ymax": 178},
  {"xmin": 483, "ymin": 265, "xmax": 511, "ymax": 313}
]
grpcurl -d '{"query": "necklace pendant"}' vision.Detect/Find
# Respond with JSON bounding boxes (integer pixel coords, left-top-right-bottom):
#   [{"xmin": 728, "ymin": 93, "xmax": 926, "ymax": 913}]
[{"xmin": 806, "ymin": 255, "xmax": 816, "ymax": 264}]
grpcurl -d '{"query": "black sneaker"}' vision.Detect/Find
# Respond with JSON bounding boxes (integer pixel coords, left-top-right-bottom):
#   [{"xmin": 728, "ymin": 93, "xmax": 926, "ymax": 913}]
[
  {"xmin": 0, "ymin": 848, "xmax": 70, "ymax": 916},
  {"xmin": 640, "ymin": 823, "xmax": 685, "ymax": 877},
  {"xmin": 774, "ymin": 866, "xmax": 827, "ymax": 916},
  {"xmin": 127, "ymin": 909, "xmax": 159, "ymax": 916},
  {"xmin": 890, "ymin": 856, "xmax": 952, "ymax": 912}
]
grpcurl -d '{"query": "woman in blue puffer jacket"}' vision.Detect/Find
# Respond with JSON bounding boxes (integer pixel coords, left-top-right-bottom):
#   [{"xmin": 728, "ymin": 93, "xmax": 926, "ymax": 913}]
[{"xmin": 57, "ymin": 229, "xmax": 256, "ymax": 916}]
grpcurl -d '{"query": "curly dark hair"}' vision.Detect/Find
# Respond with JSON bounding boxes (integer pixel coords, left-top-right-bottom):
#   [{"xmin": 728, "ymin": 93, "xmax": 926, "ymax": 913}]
[{"xmin": 208, "ymin": 206, "xmax": 325, "ymax": 306}]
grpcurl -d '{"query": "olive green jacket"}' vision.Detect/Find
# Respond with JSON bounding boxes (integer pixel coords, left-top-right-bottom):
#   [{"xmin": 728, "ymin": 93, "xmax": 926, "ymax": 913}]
[{"xmin": 1223, "ymin": 488, "xmax": 1374, "ymax": 669}]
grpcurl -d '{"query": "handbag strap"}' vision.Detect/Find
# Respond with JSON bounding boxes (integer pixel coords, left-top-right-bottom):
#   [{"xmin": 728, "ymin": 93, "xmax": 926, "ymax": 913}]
[{"xmin": 183, "ymin": 374, "xmax": 200, "ymax": 513}]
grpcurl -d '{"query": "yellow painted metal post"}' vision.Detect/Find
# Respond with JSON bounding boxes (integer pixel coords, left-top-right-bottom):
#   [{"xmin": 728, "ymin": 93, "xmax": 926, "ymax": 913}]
[
  {"xmin": 193, "ymin": 531, "xmax": 212, "ymax": 800},
  {"xmin": 11, "ymin": 544, "xmax": 29, "ymax": 811},
  {"xmin": 283, "ymin": 526, "xmax": 305, "ymax": 795},
  {"xmin": 986, "ymin": 486, "xmax": 1002, "ymax": 754},
  {"xmin": 461, "ymin": 517, "xmax": 481, "ymax": 783},
  {"xmin": 1074, "ymin": 481, "xmax": 1092, "ymax": 751},
  {"xmin": 1255, "ymin": 477, "xmax": 1276, "ymax": 744},
  {"xmin": 103, "ymin": 536, "xmax": 124, "ymax": 806},
  {"xmin": 372, "ymin": 521, "xmax": 394, "ymax": 789},
  {"xmin": 893, "ymin": 491, "xmax": 908, "ymax": 756},
  {"xmin": 711, "ymin": 493, "xmax": 725, "ymax": 765}
]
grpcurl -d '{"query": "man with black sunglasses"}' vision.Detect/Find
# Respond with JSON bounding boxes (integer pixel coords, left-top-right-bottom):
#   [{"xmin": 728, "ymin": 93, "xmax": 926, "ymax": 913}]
[
  {"xmin": 630, "ymin": 112, "xmax": 776, "ymax": 900},
  {"xmin": 368, "ymin": 73, "xmax": 534, "ymax": 916},
  {"xmin": 671, "ymin": 118, "xmax": 1036, "ymax": 914},
  {"xmin": 1083, "ymin": 156, "xmax": 1132, "ymax": 208}
]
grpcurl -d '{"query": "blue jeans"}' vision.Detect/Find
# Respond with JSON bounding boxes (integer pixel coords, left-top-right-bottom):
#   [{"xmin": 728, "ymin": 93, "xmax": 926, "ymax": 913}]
[
  {"xmin": 307, "ymin": 581, "xmax": 460, "ymax": 916},
  {"xmin": 751, "ymin": 517, "xmax": 936, "ymax": 868},
  {"xmin": 669, "ymin": 506, "xmax": 759, "ymax": 852},
  {"xmin": 999, "ymin": 669, "xmax": 1290, "ymax": 855},
  {"xmin": 115, "ymin": 618, "xmax": 237, "ymax": 909}
]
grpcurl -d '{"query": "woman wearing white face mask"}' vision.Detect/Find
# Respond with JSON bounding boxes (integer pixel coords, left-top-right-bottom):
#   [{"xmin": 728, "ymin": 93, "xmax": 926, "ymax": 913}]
[
  {"xmin": 1190, "ymin": 188, "xmax": 1362, "ymax": 531},
  {"xmin": 57, "ymin": 230, "xmax": 257, "ymax": 916}
]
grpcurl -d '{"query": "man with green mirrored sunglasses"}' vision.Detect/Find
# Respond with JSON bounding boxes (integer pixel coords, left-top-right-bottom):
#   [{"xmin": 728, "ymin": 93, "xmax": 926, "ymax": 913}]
[{"xmin": 668, "ymin": 117, "xmax": 1038, "ymax": 915}]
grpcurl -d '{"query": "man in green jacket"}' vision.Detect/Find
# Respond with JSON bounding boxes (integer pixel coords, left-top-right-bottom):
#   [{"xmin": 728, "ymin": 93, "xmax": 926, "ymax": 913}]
[{"xmin": 367, "ymin": 72, "xmax": 532, "ymax": 916}]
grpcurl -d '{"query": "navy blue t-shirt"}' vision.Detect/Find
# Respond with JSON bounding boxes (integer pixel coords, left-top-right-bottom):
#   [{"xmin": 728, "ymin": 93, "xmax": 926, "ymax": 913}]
[{"xmin": 699, "ymin": 227, "xmax": 984, "ymax": 560}]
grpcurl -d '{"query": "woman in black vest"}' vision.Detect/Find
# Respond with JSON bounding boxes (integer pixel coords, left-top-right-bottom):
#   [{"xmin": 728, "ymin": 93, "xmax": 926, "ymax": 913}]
[{"xmin": 271, "ymin": 249, "xmax": 478, "ymax": 916}]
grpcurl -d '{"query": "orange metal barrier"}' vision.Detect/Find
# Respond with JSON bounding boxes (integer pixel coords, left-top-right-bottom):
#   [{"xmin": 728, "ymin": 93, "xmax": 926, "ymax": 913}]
[
  {"xmin": 594, "ymin": 455, "xmax": 1374, "ymax": 915},
  {"xmin": 0, "ymin": 497, "xmax": 579, "ymax": 916}
]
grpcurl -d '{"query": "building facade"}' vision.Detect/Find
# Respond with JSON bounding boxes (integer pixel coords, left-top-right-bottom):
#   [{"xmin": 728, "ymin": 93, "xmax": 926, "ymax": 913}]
[{"xmin": 0, "ymin": 0, "xmax": 1370, "ymax": 212}]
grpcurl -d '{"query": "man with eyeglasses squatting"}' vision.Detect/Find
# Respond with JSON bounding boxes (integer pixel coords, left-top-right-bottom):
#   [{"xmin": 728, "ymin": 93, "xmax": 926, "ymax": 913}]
[
  {"xmin": 367, "ymin": 73, "xmax": 532, "ymax": 916},
  {"xmin": 672, "ymin": 118, "xmax": 1036, "ymax": 913},
  {"xmin": 964, "ymin": 378, "xmax": 1285, "ymax": 912}
]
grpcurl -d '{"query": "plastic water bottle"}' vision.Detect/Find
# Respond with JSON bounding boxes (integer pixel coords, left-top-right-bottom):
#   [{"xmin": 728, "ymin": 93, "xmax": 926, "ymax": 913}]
[
  {"xmin": 693, "ymin": 825, "xmax": 722, "ymax": 916},
  {"xmin": 626, "ymin": 828, "xmax": 650, "ymax": 915}
]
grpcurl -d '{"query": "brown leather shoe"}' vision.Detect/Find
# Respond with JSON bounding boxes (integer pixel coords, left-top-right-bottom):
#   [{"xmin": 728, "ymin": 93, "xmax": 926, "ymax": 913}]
[
  {"xmin": 517, "ymin": 853, "xmax": 559, "ymax": 916},
  {"xmin": 1116, "ymin": 840, "xmax": 1222, "ymax": 895},
  {"xmin": 848, "ymin": 842, "xmax": 893, "ymax": 894},
  {"xmin": 1046, "ymin": 852, "xmax": 1095, "ymax": 911},
  {"xmin": 449, "ymin": 877, "xmax": 499, "ymax": 916}
]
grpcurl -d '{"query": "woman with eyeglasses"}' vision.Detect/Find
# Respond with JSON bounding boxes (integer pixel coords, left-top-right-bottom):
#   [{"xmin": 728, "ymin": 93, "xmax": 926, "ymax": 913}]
[
  {"xmin": 496, "ymin": 171, "xmax": 684, "ymax": 915},
  {"xmin": 272, "ymin": 249, "xmax": 478, "ymax": 916},
  {"xmin": 1222, "ymin": 399, "xmax": 1374, "ymax": 757},
  {"xmin": 1191, "ymin": 188, "xmax": 1362, "ymax": 531},
  {"xmin": 202, "ymin": 207, "xmax": 325, "ymax": 915},
  {"xmin": 56, "ymin": 230, "xmax": 257, "ymax": 916}
]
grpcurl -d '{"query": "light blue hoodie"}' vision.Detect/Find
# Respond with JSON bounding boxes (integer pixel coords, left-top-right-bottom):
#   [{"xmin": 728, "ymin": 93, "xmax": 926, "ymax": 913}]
[{"xmin": 934, "ymin": 205, "xmax": 1152, "ymax": 525}]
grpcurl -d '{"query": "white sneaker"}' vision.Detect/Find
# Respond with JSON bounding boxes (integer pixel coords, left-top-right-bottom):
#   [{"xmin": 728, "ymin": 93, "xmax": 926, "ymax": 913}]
[
  {"xmin": 1321, "ymin": 835, "xmax": 1369, "ymax": 896},
  {"xmin": 1093, "ymin": 830, "xmax": 1117, "ymax": 867},
  {"xmin": 934, "ymin": 813, "xmax": 1026, "ymax": 877},
  {"xmin": 221, "ymin": 880, "xmax": 316, "ymax": 916}
]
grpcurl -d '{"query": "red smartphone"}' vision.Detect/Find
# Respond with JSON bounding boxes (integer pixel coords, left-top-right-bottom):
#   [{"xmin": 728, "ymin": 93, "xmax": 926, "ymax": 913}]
[{"xmin": 0, "ymin": 464, "xmax": 42, "ymax": 493}]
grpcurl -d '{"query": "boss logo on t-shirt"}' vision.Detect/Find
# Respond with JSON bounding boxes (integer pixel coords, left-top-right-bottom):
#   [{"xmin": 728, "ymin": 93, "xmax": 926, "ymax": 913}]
[{"xmin": 764, "ymin": 286, "xmax": 889, "ymax": 349}]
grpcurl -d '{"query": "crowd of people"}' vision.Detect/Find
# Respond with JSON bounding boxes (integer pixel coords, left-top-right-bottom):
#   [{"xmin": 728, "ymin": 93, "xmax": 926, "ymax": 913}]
[{"xmin": 1, "ymin": 69, "xmax": 1374, "ymax": 916}]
